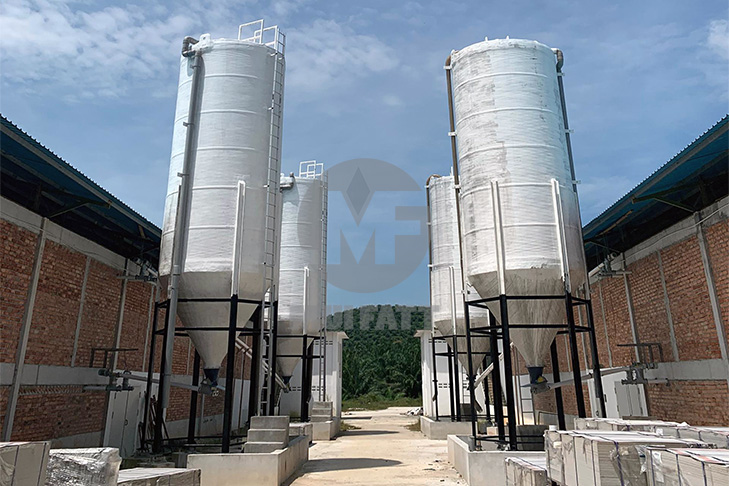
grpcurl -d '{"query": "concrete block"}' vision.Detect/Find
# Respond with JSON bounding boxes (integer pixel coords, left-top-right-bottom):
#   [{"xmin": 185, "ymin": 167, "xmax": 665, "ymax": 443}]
[
  {"xmin": 289, "ymin": 423, "xmax": 313, "ymax": 443},
  {"xmin": 250, "ymin": 416, "xmax": 290, "ymax": 431},
  {"xmin": 189, "ymin": 435, "xmax": 308, "ymax": 486},
  {"xmin": 244, "ymin": 442, "xmax": 284, "ymax": 454},
  {"xmin": 311, "ymin": 401, "xmax": 332, "ymax": 414},
  {"xmin": 248, "ymin": 429, "xmax": 290, "ymax": 445},
  {"xmin": 447, "ymin": 435, "xmax": 544, "ymax": 486},
  {"xmin": 312, "ymin": 420, "xmax": 338, "ymax": 441},
  {"xmin": 420, "ymin": 416, "xmax": 474, "ymax": 440},
  {"xmin": 0, "ymin": 441, "xmax": 50, "ymax": 486},
  {"xmin": 117, "ymin": 467, "xmax": 201, "ymax": 485}
]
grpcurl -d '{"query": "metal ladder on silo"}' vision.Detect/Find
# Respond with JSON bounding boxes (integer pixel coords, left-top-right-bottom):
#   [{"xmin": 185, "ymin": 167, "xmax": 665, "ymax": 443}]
[
  {"xmin": 317, "ymin": 170, "xmax": 328, "ymax": 401},
  {"xmin": 251, "ymin": 21, "xmax": 286, "ymax": 417}
]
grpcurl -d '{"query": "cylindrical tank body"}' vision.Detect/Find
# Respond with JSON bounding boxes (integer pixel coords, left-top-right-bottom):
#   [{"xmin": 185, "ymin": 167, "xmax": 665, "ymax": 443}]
[
  {"xmin": 159, "ymin": 35, "xmax": 283, "ymax": 381},
  {"xmin": 450, "ymin": 39, "xmax": 586, "ymax": 377},
  {"xmin": 277, "ymin": 174, "xmax": 326, "ymax": 379},
  {"xmin": 427, "ymin": 175, "xmax": 490, "ymax": 370}
]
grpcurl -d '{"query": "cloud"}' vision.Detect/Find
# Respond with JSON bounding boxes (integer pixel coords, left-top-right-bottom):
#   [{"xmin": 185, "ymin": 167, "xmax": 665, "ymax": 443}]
[
  {"xmin": 707, "ymin": 19, "xmax": 729, "ymax": 60},
  {"xmin": 0, "ymin": 0, "xmax": 195, "ymax": 99},
  {"xmin": 382, "ymin": 94, "xmax": 403, "ymax": 107},
  {"xmin": 285, "ymin": 19, "xmax": 398, "ymax": 96}
]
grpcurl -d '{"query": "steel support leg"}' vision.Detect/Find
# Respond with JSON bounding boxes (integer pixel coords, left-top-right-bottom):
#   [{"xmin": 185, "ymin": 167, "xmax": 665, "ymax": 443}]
[
  {"xmin": 300, "ymin": 336, "xmax": 310, "ymax": 422},
  {"xmin": 550, "ymin": 340, "xmax": 566, "ymax": 430},
  {"xmin": 446, "ymin": 343, "xmax": 456, "ymax": 421},
  {"xmin": 566, "ymin": 292, "xmax": 587, "ymax": 418},
  {"xmin": 431, "ymin": 334, "xmax": 440, "ymax": 421},
  {"xmin": 246, "ymin": 307, "xmax": 262, "ymax": 425},
  {"xmin": 141, "ymin": 302, "xmax": 159, "ymax": 450},
  {"xmin": 499, "ymin": 295, "xmax": 518, "ymax": 450},
  {"xmin": 451, "ymin": 334, "xmax": 462, "ymax": 422},
  {"xmin": 489, "ymin": 311, "xmax": 505, "ymax": 443},
  {"xmin": 463, "ymin": 301, "xmax": 478, "ymax": 440},
  {"xmin": 586, "ymin": 302, "xmax": 607, "ymax": 417},
  {"xmin": 268, "ymin": 301, "xmax": 279, "ymax": 416},
  {"xmin": 222, "ymin": 294, "xmax": 238, "ymax": 453},
  {"xmin": 153, "ymin": 307, "xmax": 171, "ymax": 454}
]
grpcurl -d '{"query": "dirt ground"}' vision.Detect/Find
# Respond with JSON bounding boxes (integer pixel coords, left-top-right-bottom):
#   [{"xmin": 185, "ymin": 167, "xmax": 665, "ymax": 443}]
[{"xmin": 285, "ymin": 407, "xmax": 465, "ymax": 486}]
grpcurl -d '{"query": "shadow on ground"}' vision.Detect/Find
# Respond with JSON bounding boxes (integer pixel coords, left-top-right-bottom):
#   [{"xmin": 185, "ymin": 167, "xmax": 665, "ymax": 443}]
[
  {"xmin": 283, "ymin": 458, "xmax": 402, "ymax": 485},
  {"xmin": 341, "ymin": 429, "xmax": 398, "ymax": 436}
]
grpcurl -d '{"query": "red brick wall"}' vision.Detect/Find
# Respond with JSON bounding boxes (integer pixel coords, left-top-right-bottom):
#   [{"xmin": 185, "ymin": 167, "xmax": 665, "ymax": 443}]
[
  {"xmin": 533, "ymin": 219, "xmax": 728, "ymax": 425},
  {"xmin": 660, "ymin": 235, "xmax": 721, "ymax": 361},
  {"xmin": 1, "ymin": 217, "xmax": 249, "ymax": 443},
  {"xmin": 12, "ymin": 390, "xmax": 107, "ymax": 441},
  {"xmin": 626, "ymin": 254, "xmax": 674, "ymax": 362},
  {"xmin": 647, "ymin": 380, "xmax": 729, "ymax": 425},
  {"xmin": 704, "ymin": 222, "xmax": 729, "ymax": 352},
  {"xmin": 0, "ymin": 220, "xmax": 37, "ymax": 364},
  {"xmin": 25, "ymin": 240, "xmax": 86, "ymax": 366}
]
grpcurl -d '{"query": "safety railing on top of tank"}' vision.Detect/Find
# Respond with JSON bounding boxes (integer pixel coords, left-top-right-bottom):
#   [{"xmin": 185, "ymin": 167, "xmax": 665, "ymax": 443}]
[
  {"xmin": 239, "ymin": 19, "xmax": 286, "ymax": 54},
  {"xmin": 299, "ymin": 160, "xmax": 324, "ymax": 179}
]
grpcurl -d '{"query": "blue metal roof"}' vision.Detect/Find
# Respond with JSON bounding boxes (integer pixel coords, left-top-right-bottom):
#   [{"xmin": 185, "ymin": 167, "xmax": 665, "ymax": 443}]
[
  {"xmin": 583, "ymin": 115, "xmax": 729, "ymax": 269},
  {"xmin": 0, "ymin": 114, "xmax": 161, "ymax": 267}
]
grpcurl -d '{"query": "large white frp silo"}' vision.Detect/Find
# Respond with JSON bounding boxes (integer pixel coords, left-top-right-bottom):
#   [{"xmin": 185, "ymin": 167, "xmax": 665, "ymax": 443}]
[
  {"xmin": 277, "ymin": 162, "xmax": 327, "ymax": 380},
  {"xmin": 448, "ymin": 38, "xmax": 587, "ymax": 383},
  {"xmin": 159, "ymin": 23, "xmax": 286, "ymax": 386},
  {"xmin": 427, "ymin": 174, "xmax": 490, "ymax": 371}
]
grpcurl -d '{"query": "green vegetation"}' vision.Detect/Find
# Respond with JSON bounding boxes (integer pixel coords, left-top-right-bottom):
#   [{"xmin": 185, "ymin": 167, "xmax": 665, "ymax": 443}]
[
  {"xmin": 404, "ymin": 420, "xmax": 421, "ymax": 432},
  {"xmin": 342, "ymin": 393, "xmax": 422, "ymax": 412},
  {"xmin": 328, "ymin": 305, "xmax": 428, "ymax": 410}
]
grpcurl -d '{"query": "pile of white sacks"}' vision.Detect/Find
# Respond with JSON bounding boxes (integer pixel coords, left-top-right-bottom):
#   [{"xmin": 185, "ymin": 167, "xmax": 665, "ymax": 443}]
[{"xmin": 504, "ymin": 418, "xmax": 729, "ymax": 486}]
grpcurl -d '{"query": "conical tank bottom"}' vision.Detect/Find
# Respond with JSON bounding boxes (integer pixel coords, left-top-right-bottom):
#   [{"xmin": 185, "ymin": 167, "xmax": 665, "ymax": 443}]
[
  {"xmin": 165, "ymin": 272, "xmax": 260, "ymax": 380},
  {"xmin": 275, "ymin": 336, "xmax": 315, "ymax": 379},
  {"xmin": 276, "ymin": 315, "xmax": 316, "ymax": 378},
  {"xmin": 433, "ymin": 315, "xmax": 491, "ymax": 372},
  {"xmin": 469, "ymin": 269, "xmax": 564, "ymax": 374}
]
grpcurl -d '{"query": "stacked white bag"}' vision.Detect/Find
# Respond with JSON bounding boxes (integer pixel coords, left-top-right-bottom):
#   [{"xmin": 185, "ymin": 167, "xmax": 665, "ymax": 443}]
[{"xmin": 646, "ymin": 448, "xmax": 729, "ymax": 486}]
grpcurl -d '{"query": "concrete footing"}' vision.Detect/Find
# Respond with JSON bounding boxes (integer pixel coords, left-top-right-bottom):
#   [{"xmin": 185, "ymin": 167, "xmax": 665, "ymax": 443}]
[
  {"xmin": 420, "ymin": 416, "xmax": 475, "ymax": 440},
  {"xmin": 447, "ymin": 435, "xmax": 544, "ymax": 486},
  {"xmin": 188, "ymin": 434, "xmax": 309, "ymax": 486},
  {"xmin": 312, "ymin": 417, "xmax": 339, "ymax": 441}
]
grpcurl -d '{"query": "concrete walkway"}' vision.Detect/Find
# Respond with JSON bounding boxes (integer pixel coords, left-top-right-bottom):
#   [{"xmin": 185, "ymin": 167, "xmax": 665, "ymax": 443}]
[{"xmin": 286, "ymin": 407, "xmax": 464, "ymax": 486}]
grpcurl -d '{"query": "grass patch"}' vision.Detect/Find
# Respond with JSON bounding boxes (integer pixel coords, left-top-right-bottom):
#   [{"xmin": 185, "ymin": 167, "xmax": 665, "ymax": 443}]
[
  {"xmin": 342, "ymin": 393, "xmax": 421, "ymax": 412},
  {"xmin": 340, "ymin": 421, "xmax": 361, "ymax": 432},
  {"xmin": 405, "ymin": 420, "xmax": 421, "ymax": 432}
]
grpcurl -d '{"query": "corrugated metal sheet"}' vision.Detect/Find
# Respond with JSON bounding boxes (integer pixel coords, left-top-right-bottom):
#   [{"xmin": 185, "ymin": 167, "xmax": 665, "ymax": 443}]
[
  {"xmin": 0, "ymin": 114, "xmax": 161, "ymax": 267},
  {"xmin": 582, "ymin": 115, "xmax": 729, "ymax": 269}
]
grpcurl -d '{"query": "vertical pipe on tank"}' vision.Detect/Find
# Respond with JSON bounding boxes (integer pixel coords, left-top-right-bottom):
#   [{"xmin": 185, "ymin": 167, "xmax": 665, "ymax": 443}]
[
  {"xmin": 445, "ymin": 54, "xmax": 468, "ymax": 424},
  {"xmin": 161, "ymin": 42, "xmax": 202, "ymax": 414},
  {"xmin": 425, "ymin": 174, "xmax": 441, "ymax": 420},
  {"xmin": 553, "ymin": 48, "xmax": 606, "ymax": 417}
]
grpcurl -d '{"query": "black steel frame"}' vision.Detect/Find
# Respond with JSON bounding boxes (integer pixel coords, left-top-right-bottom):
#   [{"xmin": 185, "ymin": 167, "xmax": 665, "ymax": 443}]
[
  {"xmin": 140, "ymin": 295, "xmax": 278, "ymax": 454},
  {"xmin": 430, "ymin": 333, "xmax": 493, "ymax": 423},
  {"xmin": 462, "ymin": 291, "xmax": 606, "ymax": 450}
]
